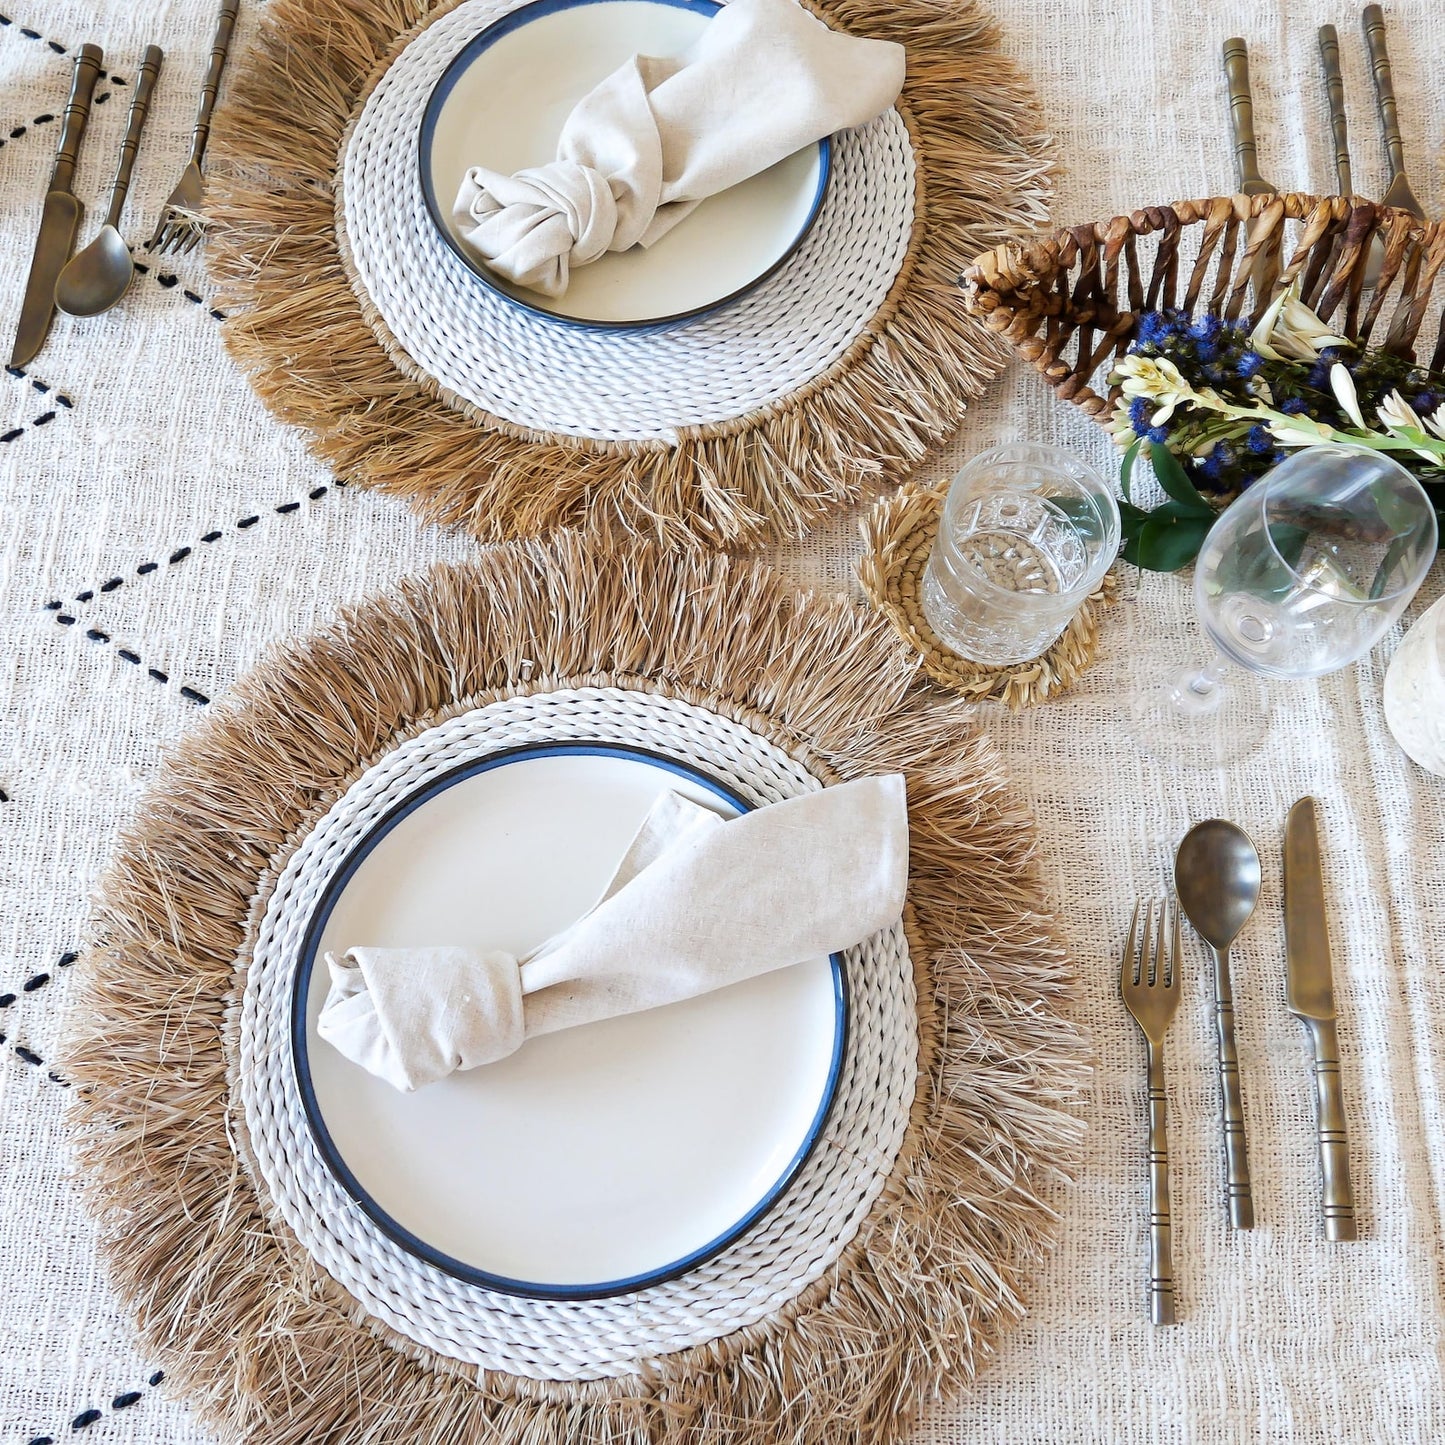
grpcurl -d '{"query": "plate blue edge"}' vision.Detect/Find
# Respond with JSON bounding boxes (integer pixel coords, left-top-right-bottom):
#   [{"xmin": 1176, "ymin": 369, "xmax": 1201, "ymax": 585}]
[
  {"xmin": 416, "ymin": 0, "xmax": 834, "ymax": 332},
  {"xmin": 290, "ymin": 738, "xmax": 850, "ymax": 1301}
]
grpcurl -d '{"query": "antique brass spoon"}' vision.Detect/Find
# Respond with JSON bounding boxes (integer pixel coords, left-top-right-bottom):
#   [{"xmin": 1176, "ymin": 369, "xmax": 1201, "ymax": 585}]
[
  {"xmin": 1176, "ymin": 819, "xmax": 1262, "ymax": 1231},
  {"xmin": 55, "ymin": 46, "xmax": 163, "ymax": 318}
]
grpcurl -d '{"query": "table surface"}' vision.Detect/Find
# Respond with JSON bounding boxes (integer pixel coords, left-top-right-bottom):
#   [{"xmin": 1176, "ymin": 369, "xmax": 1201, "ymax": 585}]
[{"xmin": 3, "ymin": 2, "xmax": 1444, "ymax": 1442}]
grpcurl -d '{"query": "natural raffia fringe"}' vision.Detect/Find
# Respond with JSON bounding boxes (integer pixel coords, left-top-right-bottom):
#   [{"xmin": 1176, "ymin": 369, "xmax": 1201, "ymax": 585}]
[
  {"xmin": 206, "ymin": 0, "xmax": 1055, "ymax": 550},
  {"xmin": 858, "ymin": 483, "xmax": 1118, "ymax": 708},
  {"xmin": 63, "ymin": 536, "xmax": 1087, "ymax": 1445}
]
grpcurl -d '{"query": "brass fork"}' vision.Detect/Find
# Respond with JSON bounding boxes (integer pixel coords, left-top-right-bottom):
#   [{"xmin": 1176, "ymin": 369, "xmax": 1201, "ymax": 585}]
[
  {"xmin": 1120, "ymin": 898, "xmax": 1183, "ymax": 1326},
  {"xmin": 146, "ymin": 0, "xmax": 240, "ymax": 255}
]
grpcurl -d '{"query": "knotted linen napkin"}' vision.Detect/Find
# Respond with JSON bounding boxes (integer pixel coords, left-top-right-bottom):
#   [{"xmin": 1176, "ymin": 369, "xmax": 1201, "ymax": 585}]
[
  {"xmin": 317, "ymin": 773, "xmax": 907, "ymax": 1090},
  {"xmin": 451, "ymin": 0, "xmax": 906, "ymax": 296}
]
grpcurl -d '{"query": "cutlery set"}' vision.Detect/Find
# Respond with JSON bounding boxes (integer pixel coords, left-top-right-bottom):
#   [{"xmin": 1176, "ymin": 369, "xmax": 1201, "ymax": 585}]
[
  {"xmin": 8, "ymin": 0, "xmax": 239, "ymax": 371},
  {"xmin": 1121, "ymin": 796, "xmax": 1355, "ymax": 1325},
  {"xmin": 1224, "ymin": 6, "xmax": 1428, "ymax": 221}
]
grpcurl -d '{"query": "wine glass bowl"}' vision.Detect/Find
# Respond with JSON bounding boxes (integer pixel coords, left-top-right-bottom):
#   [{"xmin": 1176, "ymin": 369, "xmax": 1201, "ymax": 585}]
[
  {"xmin": 1196, "ymin": 446, "xmax": 1438, "ymax": 679},
  {"xmin": 1134, "ymin": 444, "xmax": 1439, "ymax": 768}
]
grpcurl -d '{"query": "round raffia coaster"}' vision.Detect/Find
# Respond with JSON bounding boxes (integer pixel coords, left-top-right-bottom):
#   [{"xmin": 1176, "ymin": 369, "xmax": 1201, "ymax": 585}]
[
  {"xmin": 858, "ymin": 483, "xmax": 1118, "ymax": 709},
  {"xmin": 63, "ymin": 537, "xmax": 1086, "ymax": 1445},
  {"xmin": 206, "ymin": 0, "xmax": 1054, "ymax": 550}
]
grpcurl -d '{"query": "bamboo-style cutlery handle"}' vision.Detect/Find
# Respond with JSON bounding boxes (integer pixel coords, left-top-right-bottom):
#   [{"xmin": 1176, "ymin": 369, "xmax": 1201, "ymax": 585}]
[
  {"xmin": 1363, "ymin": 5, "xmax": 1405, "ymax": 179},
  {"xmin": 1223, "ymin": 38, "xmax": 1272, "ymax": 196},
  {"xmin": 191, "ymin": 0, "xmax": 242, "ymax": 166},
  {"xmin": 1145, "ymin": 1043, "xmax": 1177, "ymax": 1325},
  {"xmin": 1307, "ymin": 1017, "xmax": 1357, "ymax": 1241},
  {"xmin": 105, "ymin": 46, "xmax": 164, "ymax": 230},
  {"xmin": 52, "ymin": 43, "xmax": 105, "ymax": 195},
  {"xmin": 1317, "ymin": 25, "xmax": 1352, "ymax": 196},
  {"xmin": 1212, "ymin": 944, "xmax": 1254, "ymax": 1229}
]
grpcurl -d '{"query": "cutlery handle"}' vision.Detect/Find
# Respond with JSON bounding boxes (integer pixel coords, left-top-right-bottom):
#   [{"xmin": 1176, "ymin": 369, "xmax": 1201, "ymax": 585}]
[
  {"xmin": 106, "ymin": 46, "xmax": 164, "ymax": 229},
  {"xmin": 1318, "ymin": 25, "xmax": 1353, "ymax": 196},
  {"xmin": 1223, "ymin": 38, "xmax": 1267, "ymax": 193},
  {"xmin": 52, "ymin": 43, "xmax": 104, "ymax": 195},
  {"xmin": 1363, "ymin": 4, "xmax": 1407, "ymax": 180},
  {"xmin": 1145, "ymin": 1043, "xmax": 1177, "ymax": 1326},
  {"xmin": 1212, "ymin": 944, "xmax": 1254, "ymax": 1228},
  {"xmin": 189, "ymin": 0, "xmax": 241, "ymax": 167},
  {"xmin": 1307, "ymin": 1017, "xmax": 1357, "ymax": 1241}
]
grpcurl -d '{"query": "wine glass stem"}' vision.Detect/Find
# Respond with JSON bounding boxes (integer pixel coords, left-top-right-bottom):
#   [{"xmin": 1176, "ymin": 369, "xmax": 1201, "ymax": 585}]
[{"xmin": 1171, "ymin": 652, "xmax": 1232, "ymax": 716}]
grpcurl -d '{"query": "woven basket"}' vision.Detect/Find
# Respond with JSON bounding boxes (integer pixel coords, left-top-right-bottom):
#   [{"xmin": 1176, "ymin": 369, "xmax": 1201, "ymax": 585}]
[{"xmin": 961, "ymin": 193, "xmax": 1445, "ymax": 425}]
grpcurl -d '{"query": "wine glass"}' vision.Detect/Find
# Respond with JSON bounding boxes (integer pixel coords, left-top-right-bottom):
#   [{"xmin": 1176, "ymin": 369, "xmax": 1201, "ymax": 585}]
[{"xmin": 1133, "ymin": 445, "xmax": 1439, "ymax": 768}]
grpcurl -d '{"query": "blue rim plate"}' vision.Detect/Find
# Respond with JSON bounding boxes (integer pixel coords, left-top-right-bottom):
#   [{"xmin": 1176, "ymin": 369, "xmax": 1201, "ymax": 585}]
[
  {"xmin": 418, "ymin": 0, "xmax": 833, "ymax": 331},
  {"xmin": 291, "ymin": 741, "xmax": 848, "ymax": 1300}
]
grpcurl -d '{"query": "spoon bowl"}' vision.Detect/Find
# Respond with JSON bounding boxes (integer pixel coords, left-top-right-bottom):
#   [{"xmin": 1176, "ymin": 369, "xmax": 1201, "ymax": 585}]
[
  {"xmin": 54, "ymin": 224, "xmax": 134, "ymax": 317},
  {"xmin": 1175, "ymin": 819, "xmax": 1262, "ymax": 948}
]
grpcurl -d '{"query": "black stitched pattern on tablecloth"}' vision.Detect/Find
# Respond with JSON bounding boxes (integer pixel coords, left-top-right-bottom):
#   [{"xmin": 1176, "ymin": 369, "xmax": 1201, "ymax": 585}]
[
  {"xmin": 48, "ymin": 614, "xmax": 212, "ymax": 705},
  {"xmin": 4, "ymin": 366, "xmax": 74, "ymax": 445},
  {"xmin": 43, "ymin": 484, "xmax": 344, "ymax": 612},
  {"xmin": 23, "ymin": 1370, "xmax": 165, "ymax": 1443}
]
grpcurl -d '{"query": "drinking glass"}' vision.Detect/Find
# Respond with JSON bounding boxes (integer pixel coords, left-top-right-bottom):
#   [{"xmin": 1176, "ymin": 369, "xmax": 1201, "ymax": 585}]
[
  {"xmin": 920, "ymin": 443, "xmax": 1121, "ymax": 665},
  {"xmin": 1134, "ymin": 445, "xmax": 1439, "ymax": 767}
]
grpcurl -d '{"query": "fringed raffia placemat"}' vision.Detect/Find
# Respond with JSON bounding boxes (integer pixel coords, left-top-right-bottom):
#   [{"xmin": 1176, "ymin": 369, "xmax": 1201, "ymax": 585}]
[
  {"xmin": 207, "ymin": 0, "xmax": 1054, "ymax": 549},
  {"xmin": 63, "ymin": 537, "xmax": 1086, "ymax": 1445},
  {"xmin": 859, "ymin": 483, "xmax": 1117, "ymax": 708}
]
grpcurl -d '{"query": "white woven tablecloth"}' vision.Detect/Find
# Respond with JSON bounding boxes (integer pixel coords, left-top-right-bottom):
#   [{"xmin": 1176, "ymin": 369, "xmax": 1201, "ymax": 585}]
[{"xmin": 2, "ymin": 2, "xmax": 1443, "ymax": 1441}]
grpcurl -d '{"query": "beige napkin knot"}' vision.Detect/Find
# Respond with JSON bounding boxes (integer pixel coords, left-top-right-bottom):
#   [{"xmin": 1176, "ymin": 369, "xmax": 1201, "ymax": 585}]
[
  {"xmin": 452, "ymin": 0, "xmax": 906, "ymax": 297},
  {"xmin": 318, "ymin": 774, "xmax": 908, "ymax": 1090}
]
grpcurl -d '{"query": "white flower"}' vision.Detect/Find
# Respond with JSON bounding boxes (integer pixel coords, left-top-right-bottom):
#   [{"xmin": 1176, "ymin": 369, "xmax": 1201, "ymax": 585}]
[
  {"xmin": 1379, "ymin": 389, "xmax": 1445, "ymax": 463},
  {"xmin": 1268, "ymin": 415, "xmax": 1335, "ymax": 449},
  {"xmin": 1330, "ymin": 364, "xmax": 1368, "ymax": 430},
  {"xmin": 1113, "ymin": 353, "xmax": 1201, "ymax": 427},
  {"xmin": 1250, "ymin": 282, "xmax": 1351, "ymax": 362},
  {"xmin": 1379, "ymin": 389, "xmax": 1425, "ymax": 434}
]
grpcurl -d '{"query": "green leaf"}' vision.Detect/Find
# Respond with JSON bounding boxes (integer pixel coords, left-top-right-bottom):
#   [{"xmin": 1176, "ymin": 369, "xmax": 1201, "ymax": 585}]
[
  {"xmin": 1120, "ymin": 439, "xmax": 1143, "ymax": 502},
  {"xmin": 1134, "ymin": 512, "xmax": 1213, "ymax": 572},
  {"xmin": 1118, "ymin": 499, "xmax": 1151, "ymax": 528},
  {"xmin": 1149, "ymin": 444, "xmax": 1216, "ymax": 514}
]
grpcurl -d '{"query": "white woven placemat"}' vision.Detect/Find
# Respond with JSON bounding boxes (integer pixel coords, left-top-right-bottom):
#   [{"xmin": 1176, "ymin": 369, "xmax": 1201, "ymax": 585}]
[
  {"xmin": 340, "ymin": 0, "xmax": 915, "ymax": 441},
  {"xmin": 239, "ymin": 686, "xmax": 916, "ymax": 1380}
]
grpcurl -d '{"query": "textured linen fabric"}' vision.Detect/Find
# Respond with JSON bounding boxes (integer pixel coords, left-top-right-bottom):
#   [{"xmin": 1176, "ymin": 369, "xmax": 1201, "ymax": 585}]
[
  {"xmin": 1, "ymin": 1, "xmax": 1444, "ymax": 1442},
  {"xmin": 318, "ymin": 777, "xmax": 908, "ymax": 1089},
  {"xmin": 451, "ymin": 0, "xmax": 905, "ymax": 294}
]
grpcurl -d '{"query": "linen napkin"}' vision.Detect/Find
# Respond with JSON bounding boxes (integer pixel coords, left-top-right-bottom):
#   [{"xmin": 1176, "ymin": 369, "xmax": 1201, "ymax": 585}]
[
  {"xmin": 451, "ymin": 0, "xmax": 906, "ymax": 296},
  {"xmin": 317, "ymin": 773, "xmax": 907, "ymax": 1090}
]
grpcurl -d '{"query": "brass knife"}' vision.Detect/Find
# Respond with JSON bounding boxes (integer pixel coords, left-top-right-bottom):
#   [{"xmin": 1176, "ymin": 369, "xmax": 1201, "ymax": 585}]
[
  {"xmin": 1283, "ymin": 797, "xmax": 1358, "ymax": 1242},
  {"xmin": 9, "ymin": 43, "xmax": 105, "ymax": 370}
]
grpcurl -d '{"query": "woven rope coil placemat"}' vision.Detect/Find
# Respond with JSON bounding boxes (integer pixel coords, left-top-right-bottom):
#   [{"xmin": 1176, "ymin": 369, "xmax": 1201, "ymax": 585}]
[
  {"xmin": 242, "ymin": 689, "xmax": 917, "ymax": 1379},
  {"xmin": 858, "ymin": 483, "xmax": 1117, "ymax": 709},
  {"xmin": 208, "ymin": 0, "xmax": 1054, "ymax": 549},
  {"xmin": 63, "ymin": 537, "xmax": 1086, "ymax": 1445}
]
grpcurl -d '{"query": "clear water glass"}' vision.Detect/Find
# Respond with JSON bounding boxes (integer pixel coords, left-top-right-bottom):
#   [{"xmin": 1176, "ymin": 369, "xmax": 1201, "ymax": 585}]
[
  {"xmin": 1135, "ymin": 444, "xmax": 1439, "ymax": 768},
  {"xmin": 921, "ymin": 443, "xmax": 1121, "ymax": 665}
]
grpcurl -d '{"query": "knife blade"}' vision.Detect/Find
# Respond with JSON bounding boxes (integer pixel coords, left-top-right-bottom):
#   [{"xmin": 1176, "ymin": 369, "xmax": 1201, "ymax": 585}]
[
  {"xmin": 1284, "ymin": 796, "xmax": 1357, "ymax": 1241},
  {"xmin": 9, "ymin": 43, "xmax": 104, "ymax": 370}
]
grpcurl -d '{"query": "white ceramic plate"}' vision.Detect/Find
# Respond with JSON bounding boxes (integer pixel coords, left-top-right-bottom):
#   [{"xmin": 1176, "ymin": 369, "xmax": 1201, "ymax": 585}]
[
  {"xmin": 294, "ymin": 742, "xmax": 846, "ymax": 1298},
  {"xmin": 419, "ymin": 0, "xmax": 830, "ymax": 328}
]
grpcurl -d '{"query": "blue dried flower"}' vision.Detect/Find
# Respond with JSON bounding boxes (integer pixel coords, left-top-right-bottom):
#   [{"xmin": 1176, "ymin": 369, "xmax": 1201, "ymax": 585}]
[
  {"xmin": 1146, "ymin": 425, "xmax": 1171, "ymax": 445},
  {"xmin": 1198, "ymin": 442, "xmax": 1234, "ymax": 481},
  {"xmin": 1189, "ymin": 315, "xmax": 1223, "ymax": 343},
  {"xmin": 1280, "ymin": 396, "xmax": 1309, "ymax": 415},
  {"xmin": 1236, "ymin": 351, "xmax": 1265, "ymax": 378},
  {"xmin": 1247, "ymin": 424, "xmax": 1273, "ymax": 454},
  {"xmin": 1136, "ymin": 311, "xmax": 1172, "ymax": 346},
  {"xmin": 1414, "ymin": 392, "xmax": 1439, "ymax": 415}
]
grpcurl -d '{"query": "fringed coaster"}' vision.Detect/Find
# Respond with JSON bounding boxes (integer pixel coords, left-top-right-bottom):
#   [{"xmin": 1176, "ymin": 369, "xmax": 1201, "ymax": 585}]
[
  {"xmin": 64, "ymin": 537, "xmax": 1087, "ymax": 1445},
  {"xmin": 206, "ymin": 0, "xmax": 1055, "ymax": 550},
  {"xmin": 858, "ymin": 483, "xmax": 1116, "ymax": 708}
]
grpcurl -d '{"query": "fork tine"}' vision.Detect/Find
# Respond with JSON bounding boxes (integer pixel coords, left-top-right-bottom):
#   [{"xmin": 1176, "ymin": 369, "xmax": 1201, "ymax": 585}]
[
  {"xmin": 1170, "ymin": 895, "xmax": 1182, "ymax": 988},
  {"xmin": 1122, "ymin": 900, "xmax": 1141, "ymax": 988},
  {"xmin": 1140, "ymin": 899, "xmax": 1157, "ymax": 988},
  {"xmin": 181, "ymin": 227, "xmax": 204, "ymax": 255},
  {"xmin": 1153, "ymin": 899, "xmax": 1167, "ymax": 987}
]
